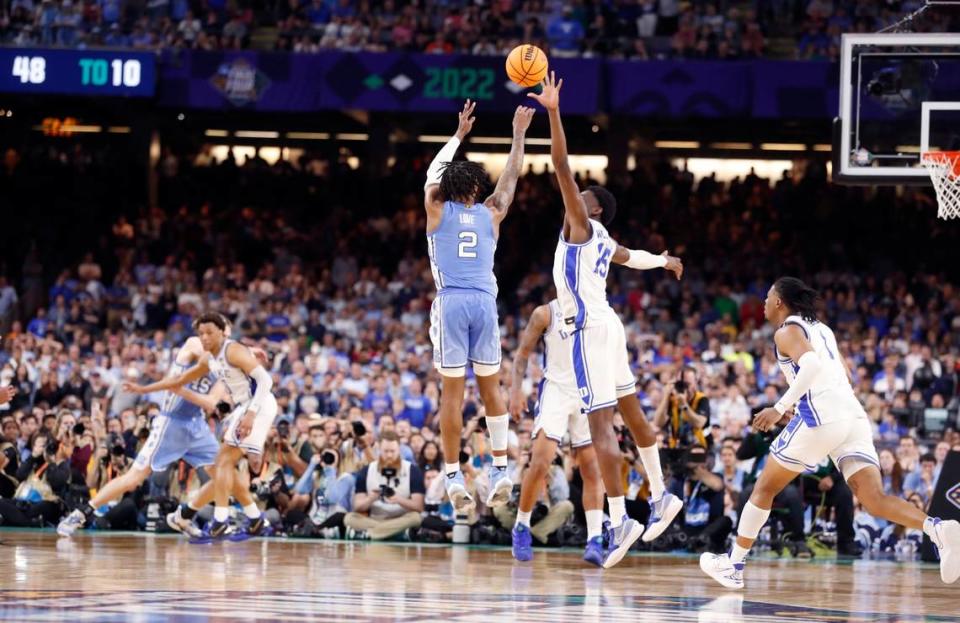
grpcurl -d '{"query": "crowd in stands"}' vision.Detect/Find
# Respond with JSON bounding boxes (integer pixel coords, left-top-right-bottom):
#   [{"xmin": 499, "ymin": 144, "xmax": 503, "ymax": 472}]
[
  {"xmin": 1, "ymin": 0, "xmax": 958, "ymax": 61},
  {"xmin": 0, "ymin": 135, "xmax": 958, "ymax": 556}
]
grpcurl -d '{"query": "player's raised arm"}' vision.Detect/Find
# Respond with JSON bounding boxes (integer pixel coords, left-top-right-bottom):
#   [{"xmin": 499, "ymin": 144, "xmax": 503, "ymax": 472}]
[
  {"xmin": 611, "ymin": 245, "xmax": 684, "ymax": 280},
  {"xmin": 485, "ymin": 105, "xmax": 535, "ymax": 224},
  {"xmin": 527, "ymin": 72, "xmax": 590, "ymax": 244},
  {"xmin": 123, "ymin": 355, "xmax": 210, "ymax": 395},
  {"xmin": 508, "ymin": 304, "xmax": 551, "ymax": 420},
  {"xmin": 424, "ymin": 100, "xmax": 476, "ymax": 220}
]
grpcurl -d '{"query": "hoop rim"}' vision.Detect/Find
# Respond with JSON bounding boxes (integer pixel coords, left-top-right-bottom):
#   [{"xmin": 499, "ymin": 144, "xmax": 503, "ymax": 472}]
[{"xmin": 921, "ymin": 150, "xmax": 960, "ymax": 178}]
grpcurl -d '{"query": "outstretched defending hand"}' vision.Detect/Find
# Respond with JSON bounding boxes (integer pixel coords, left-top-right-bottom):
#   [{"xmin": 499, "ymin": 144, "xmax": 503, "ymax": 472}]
[
  {"xmin": 455, "ymin": 99, "xmax": 476, "ymax": 141},
  {"xmin": 512, "ymin": 105, "xmax": 535, "ymax": 136},
  {"xmin": 662, "ymin": 251, "xmax": 683, "ymax": 280},
  {"xmin": 526, "ymin": 71, "xmax": 562, "ymax": 111}
]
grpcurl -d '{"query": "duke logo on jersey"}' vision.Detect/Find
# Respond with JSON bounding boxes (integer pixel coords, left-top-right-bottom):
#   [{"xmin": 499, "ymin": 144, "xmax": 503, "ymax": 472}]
[{"xmin": 427, "ymin": 201, "xmax": 501, "ymax": 373}]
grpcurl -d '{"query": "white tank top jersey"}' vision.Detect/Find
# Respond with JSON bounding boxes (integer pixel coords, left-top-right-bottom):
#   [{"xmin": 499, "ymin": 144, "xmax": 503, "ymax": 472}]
[
  {"xmin": 542, "ymin": 300, "xmax": 576, "ymax": 391},
  {"xmin": 207, "ymin": 339, "xmax": 253, "ymax": 404},
  {"xmin": 775, "ymin": 315, "xmax": 865, "ymax": 427},
  {"xmin": 552, "ymin": 218, "xmax": 617, "ymax": 331}
]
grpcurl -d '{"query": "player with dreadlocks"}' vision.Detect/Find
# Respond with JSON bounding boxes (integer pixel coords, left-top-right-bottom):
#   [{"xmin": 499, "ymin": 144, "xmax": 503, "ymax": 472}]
[{"xmin": 424, "ymin": 100, "xmax": 535, "ymax": 513}]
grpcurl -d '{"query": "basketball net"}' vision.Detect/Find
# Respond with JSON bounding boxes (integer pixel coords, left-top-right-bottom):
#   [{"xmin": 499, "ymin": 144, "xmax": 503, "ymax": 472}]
[{"xmin": 921, "ymin": 151, "xmax": 960, "ymax": 220}]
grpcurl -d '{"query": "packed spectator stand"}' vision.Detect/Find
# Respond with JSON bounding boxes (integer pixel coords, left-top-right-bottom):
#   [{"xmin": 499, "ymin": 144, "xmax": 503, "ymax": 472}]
[
  {"xmin": 2, "ymin": 0, "xmax": 958, "ymax": 61},
  {"xmin": 0, "ymin": 137, "xmax": 957, "ymax": 556}
]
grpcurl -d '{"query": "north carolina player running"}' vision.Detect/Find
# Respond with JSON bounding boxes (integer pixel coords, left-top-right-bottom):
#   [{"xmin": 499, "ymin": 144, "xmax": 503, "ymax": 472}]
[
  {"xmin": 57, "ymin": 335, "xmax": 235, "ymax": 537},
  {"xmin": 528, "ymin": 73, "xmax": 684, "ymax": 568},
  {"xmin": 509, "ymin": 299, "xmax": 606, "ymax": 566},
  {"xmin": 122, "ymin": 312, "xmax": 278, "ymax": 541},
  {"xmin": 424, "ymin": 101, "xmax": 534, "ymax": 513},
  {"xmin": 701, "ymin": 277, "xmax": 960, "ymax": 588}
]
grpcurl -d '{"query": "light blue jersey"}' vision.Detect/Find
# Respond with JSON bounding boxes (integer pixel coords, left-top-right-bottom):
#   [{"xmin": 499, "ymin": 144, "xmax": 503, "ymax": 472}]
[
  {"xmin": 427, "ymin": 201, "xmax": 498, "ymax": 298},
  {"xmin": 160, "ymin": 362, "xmax": 216, "ymax": 421}
]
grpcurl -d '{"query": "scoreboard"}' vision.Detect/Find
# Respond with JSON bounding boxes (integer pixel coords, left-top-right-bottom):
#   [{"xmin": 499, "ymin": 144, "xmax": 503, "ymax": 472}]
[{"xmin": 0, "ymin": 48, "xmax": 156, "ymax": 97}]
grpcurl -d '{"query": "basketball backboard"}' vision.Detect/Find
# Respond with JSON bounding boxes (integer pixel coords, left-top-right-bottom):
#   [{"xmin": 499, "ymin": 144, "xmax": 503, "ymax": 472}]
[{"xmin": 835, "ymin": 32, "xmax": 960, "ymax": 185}]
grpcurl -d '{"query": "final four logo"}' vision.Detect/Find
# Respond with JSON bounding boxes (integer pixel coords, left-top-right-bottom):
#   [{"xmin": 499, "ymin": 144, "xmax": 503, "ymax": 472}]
[
  {"xmin": 210, "ymin": 58, "xmax": 270, "ymax": 106},
  {"xmin": 947, "ymin": 482, "xmax": 960, "ymax": 511}
]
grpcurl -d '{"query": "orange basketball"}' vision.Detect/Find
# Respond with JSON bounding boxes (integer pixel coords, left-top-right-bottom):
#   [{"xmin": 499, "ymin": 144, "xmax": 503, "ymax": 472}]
[{"xmin": 506, "ymin": 45, "xmax": 548, "ymax": 88}]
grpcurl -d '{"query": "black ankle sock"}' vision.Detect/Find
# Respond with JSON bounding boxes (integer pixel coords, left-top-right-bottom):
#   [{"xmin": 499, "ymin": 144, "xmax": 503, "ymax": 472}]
[{"xmin": 181, "ymin": 504, "xmax": 198, "ymax": 520}]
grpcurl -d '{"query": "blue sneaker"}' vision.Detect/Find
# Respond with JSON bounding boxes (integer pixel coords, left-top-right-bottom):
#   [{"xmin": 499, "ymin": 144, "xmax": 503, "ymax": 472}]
[
  {"xmin": 444, "ymin": 471, "xmax": 475, "ymax": 514},
  {"xmin": 189, "ymin": 519, "xmax": 230, "ymax": 545},
  {"xmin": 512, "ymin": 524, "xmax": 533, "ymax": 562},
  {"xmin": 228, "ymin": 514, "xmax": 271, "ymax": 542},
  {"xmin": 602, "ymin": 518, "xmax": 644, "ymax": 569},
  {"xmin": 642, "ymin": 492, "xmax": 683, "ymax": 543},
  {"xmin": 486, "ymin": 465, "xmax": 513, "ymax": 508},
  {"xmin": 583, "ymin": 536, "xmax": 604, "ymax": 567}
]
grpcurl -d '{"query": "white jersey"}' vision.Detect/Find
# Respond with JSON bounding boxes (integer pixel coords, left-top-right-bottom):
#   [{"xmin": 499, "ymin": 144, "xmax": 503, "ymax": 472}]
[
  {"xmin": 552, "ymin": 219, "xmax": 617, "ymax": 331},
  {"xmin": 207, "ymin": 339, "xmax": 253, "ymax": 404},
  {"xmin": 542, "ymin": 300, "xmax": 576, "ymax": 392},
  {"xmin": 775, "ymin": 315, "xmax": 865, "ymax": 427}
]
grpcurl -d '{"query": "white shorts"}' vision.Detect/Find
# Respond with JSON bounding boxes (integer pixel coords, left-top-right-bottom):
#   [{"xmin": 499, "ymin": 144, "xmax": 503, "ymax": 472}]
[
  {"xmin": 533, "ymin": 379, "xmax": 592, "ymax": 447},
  {"xmin": 770, "ymin": 415, "xmax": 880, "ymax": 480},
  {"xmin": 572, "ymin": 315, "xmax": 636, "ymax": 413},
  {"xmin": 222, "ymin": 393, "xmax": 278, "ymax": 455}
]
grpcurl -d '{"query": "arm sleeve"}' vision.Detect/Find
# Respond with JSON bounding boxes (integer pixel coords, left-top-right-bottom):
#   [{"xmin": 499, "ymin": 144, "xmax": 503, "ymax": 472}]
[
  {"xmin": 624, "ymin": 249, "xmax": 667, "ymax": 271},
  {"xmin": 774, "ymin": 351, "xmax": 823, "ymax": 415},
  {"xmin": 248, "ymin": 365, "xmax": 274, "ymax": 414},
  {"xmin": 409, "ymin": 464, "xmax": 426, "ymax": 495},
  {"xmin": 424, "ymin": 136, "xmax": 461, "ymax": 189},
  {"xmin": 354, "ymin": 466, "xmax": 369, "ymax": 494}
]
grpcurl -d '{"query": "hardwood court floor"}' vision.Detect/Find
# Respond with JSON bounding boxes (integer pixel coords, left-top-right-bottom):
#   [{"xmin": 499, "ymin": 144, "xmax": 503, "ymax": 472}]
[{"xmin": 0, "ymin": 530, "xmax": 957, "ymax": 622}]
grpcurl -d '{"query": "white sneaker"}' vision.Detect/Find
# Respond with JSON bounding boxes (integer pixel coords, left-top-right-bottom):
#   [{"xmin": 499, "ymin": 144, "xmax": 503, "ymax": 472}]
[
  {"xmin": 445, "ymin": 472, "xmax": 476, "ymax": 514},
  {"xmin": 166, "ymin": 507, "xmax": 202, "ymax": 539},
  {"xmin": 56, "ymin": 509, "xmax": 86, "ymax": 538},
  {"xmin": 700, "ymin": 552, "xmax": 745, "ymax": 590},
  {"xmin": 485, "ymin": 465, "xmax": 513, "ymax": 508},
  {"xmin": 642, "ymin": 492, "xmax": 684, "ymax": 542},
  {"xmin": 930, "ymin": 518, "xmax": 960, "ymax": 584}
]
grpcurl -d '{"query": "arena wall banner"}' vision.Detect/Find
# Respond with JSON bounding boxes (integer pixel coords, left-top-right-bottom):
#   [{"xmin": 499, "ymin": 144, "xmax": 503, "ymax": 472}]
[
  {"xmin": 156, "ymin": 50, "xmax": 601, "ymax": 114},
  {"xmin": 921, "ymin": 449, "xmax": 960, "ymax": 562},
  {"xmin": 606, "ymin": 59, "xmax": 838, "ymax": 119}
]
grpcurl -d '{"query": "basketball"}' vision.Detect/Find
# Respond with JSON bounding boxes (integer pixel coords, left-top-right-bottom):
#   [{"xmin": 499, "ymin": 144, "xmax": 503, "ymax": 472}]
[{"xmin": 506, "ymin": 44, "xmax": 548, "ymax": 88}]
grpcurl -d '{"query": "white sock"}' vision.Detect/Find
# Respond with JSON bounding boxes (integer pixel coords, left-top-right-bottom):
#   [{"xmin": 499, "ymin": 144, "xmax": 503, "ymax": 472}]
[
  {"xmin": 515, "ymin": 509, "xmax": 532, "ymax": 528},
  {"xmin": 486, "ymin": 414, "xmax": 509, "ymax": 451},
  {"xmin": 444, "ymin": 462, "xmax": 460, "ymax": 478},
  {"xmin": 637, "ymin": 444, "xmax": 665, "ymax": 499},
  {"xmin": 242, "ymin": 503, "xmax": 261, "ymax": 519},
  {"xmin": 492, "ymin": 454, "xmax": 508, "ymax": 468},
  {"xmin": 608, "ymin": 496, "xmax": 626, "ymax": 528},
  {"xmin": 213, "ymin": 506, "xmax": 229, "ymax": 523},
  {"xmin": 586, "ymin": 509, "xmax": 603, "ymax": 540},
  {"xmin": 923, "ymin": 517, "xmax": 941, "ymax": 546},
  {"xmin": 730, "ymin": 543, "xmax": 750, "ymax": 564}
]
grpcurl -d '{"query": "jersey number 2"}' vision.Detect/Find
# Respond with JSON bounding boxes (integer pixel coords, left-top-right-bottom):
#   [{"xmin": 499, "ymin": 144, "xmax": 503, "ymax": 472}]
[{"xmin": 458, "ymin": 231, "xmax": 477, "ymax": 258}]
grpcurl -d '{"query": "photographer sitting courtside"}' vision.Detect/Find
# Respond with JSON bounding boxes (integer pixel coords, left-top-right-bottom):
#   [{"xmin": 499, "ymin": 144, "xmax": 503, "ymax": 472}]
[
  {"xmin": 655, "ymin": 367, "xmax": 711, "ymax": 452},
  {"xmin": 344, "ymin": 431, "xmax": 425, "ymax": 540},
  {"xmin": 85, "ymin": 436, "xmax": 139, "ymax": 530}
]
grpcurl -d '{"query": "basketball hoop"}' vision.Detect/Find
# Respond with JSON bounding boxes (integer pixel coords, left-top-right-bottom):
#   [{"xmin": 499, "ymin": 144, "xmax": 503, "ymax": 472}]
[{"xmin": 921, "ymin": 151, "xmax": 960, "ymax": 220}]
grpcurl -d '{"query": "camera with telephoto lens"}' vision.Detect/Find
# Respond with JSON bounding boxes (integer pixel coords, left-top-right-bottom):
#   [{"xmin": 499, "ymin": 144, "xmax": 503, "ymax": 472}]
[
  {"xmin": 674, "ymin": 380, "xmax": 688, "ymax": 393},
  {"xmin": 215, "ymin": 401, "xmax": 232, "ymax": 419},
  {"xmin": 351, "ymin": 421, "xmax": 367, "ymax": 437},
  {"xmin": 379, "ymin": 465, "xmax": 398, "ymax": 498},
  {"xmin": 320, "ymin": 450, "xmax": 337, "ymax": 466}
]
